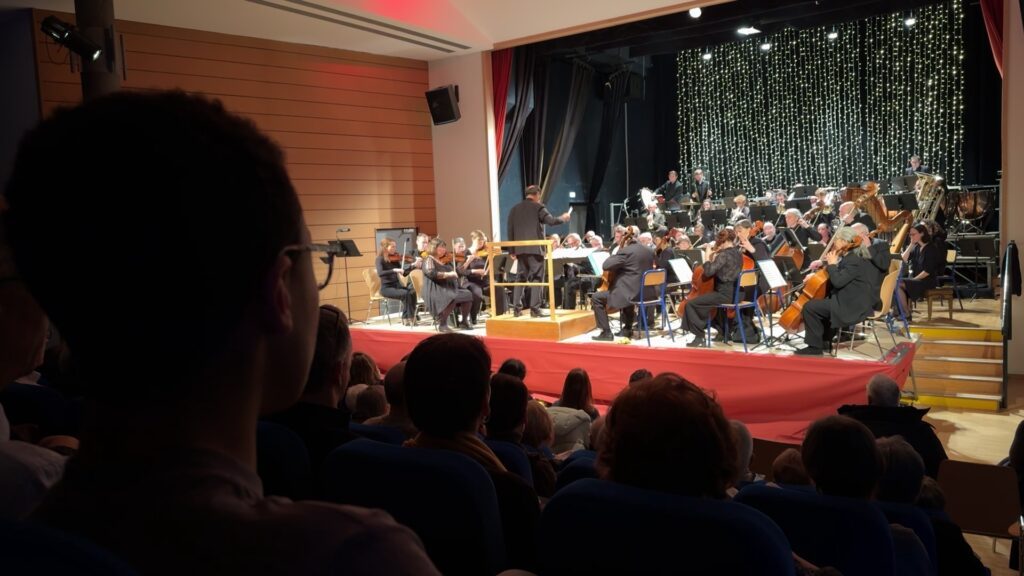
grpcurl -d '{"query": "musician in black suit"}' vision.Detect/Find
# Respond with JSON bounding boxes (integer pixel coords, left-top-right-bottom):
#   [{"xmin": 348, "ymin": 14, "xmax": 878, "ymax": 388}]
[
  {"xmin": 783, "ymin": 209, "xmax": 822, "ymax": 247},
  {"xmin": 507, "ymin": 185, "xmax": 569, "ymax": 317},
  {"xmin": 691, "ymin": 168, "xmax": 712, "ymax": 202},
  {"xmin": 679, "ymin": 229, "xmax": 742, "ymax": 347},
  {"xmin": 795, "ymin": 227, "xmax": 877, "ymax": 356},
  {"xmin": 852, "ymin": 223, "xmax": 892, "ymax": 311},
  {"xmin": 838, "ymin": 201, "xmax": 876, "ymax": 232},
  {"xmin": 562, "ymin": 233, "xmax": 596, "ymax": 310},
  {"xmin": 591, "ymin": 230, "xmax": 653, "ymax": 341},
  {"xmin": 904, "ymin": 155, "xmax": 931, "ymax": 175},
  {"xmin": 732, "ymin": 220, "xmax": 770, "ymax": 343},
  {"xmin": 655, "ymin": 170, "xmax": 685, "ymax": 207}
]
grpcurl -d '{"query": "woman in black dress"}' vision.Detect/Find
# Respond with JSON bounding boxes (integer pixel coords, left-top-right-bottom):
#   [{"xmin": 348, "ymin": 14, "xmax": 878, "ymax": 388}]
[
  {"xmin": 375, "ymin": 237, "xmax": 418, "ymax": 326},
  {"xmin": 422, "ymin": 238, "xmax": 474, "ymax": 332},
  {"xmin": 898, "ymin": 223, "xmax": 946, "ymax": 320}
]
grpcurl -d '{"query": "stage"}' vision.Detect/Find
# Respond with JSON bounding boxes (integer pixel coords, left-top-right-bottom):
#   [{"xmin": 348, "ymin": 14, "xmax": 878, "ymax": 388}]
[{"xmin": 350, "ymin": 316, "xmax": 917, "ymax": 443}]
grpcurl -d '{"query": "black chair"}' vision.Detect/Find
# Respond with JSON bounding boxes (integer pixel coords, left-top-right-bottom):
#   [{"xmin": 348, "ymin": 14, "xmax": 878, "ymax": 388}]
[
  {"xmin": 484, "ymin": 438, "xmax": 534, "ymax": 487},
  {"xmin": 553, "ymin": 455, "xmax": 598, "ymax": 494},
  {"xmin": 0, "ymin": 520, "xmax": 138, "ymax": 575},
  {"xmin": 321, "ymin": 438, "xmax": 506, "ymax": 576},
  {"xmin": 541, "ymin": 478, "xmax": 795, "ymax": 575},
  {"xmin": 348, "ymin": 422, "xmax": 405, "ymax": 445},
  {"xmin": 878, "ymin": 501, "xmax": 938, "ymax": 576},
  {"xmin": 256, "ymin": 420, "xmax": 313, "ymax": 500}
]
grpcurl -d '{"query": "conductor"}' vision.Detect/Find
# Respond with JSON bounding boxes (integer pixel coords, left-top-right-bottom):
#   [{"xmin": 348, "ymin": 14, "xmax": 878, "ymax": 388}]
[{"xmin": 507, "ymin": 184, "xmax": 570, "ymax": 317}]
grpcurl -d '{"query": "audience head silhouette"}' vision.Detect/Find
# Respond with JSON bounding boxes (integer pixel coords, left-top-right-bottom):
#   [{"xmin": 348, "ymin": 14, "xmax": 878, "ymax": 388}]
[
  {"xmin": 876, "ymin": 436, "xmax": 925, "ymax": 504},
  {"xmin": 867, "ymin": 374, "xmax": 901, "ymax": 407},
  {"xmin": 802, "ymin": 415, "xmax": 881, "ymax": 499},
  {"xmin": 302, "ymin": 305, "xmax": 352, "ymax": 407},
  {"xmin": 598, "ymin": 373, "xmax": 738, "ymax": 498},
  {"xmin": 405, "ymin": 333, "xmax": 491, "ymax": 436},
  {"xmin": 487, "ymin": 373, "xmax": 529, "ymax": 441}
]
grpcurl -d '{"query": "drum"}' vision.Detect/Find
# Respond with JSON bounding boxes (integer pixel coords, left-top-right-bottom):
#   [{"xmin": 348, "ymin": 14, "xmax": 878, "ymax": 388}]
[{"xmin": 957, "ymin": 188, "xmax": 993, "ymax": 221}]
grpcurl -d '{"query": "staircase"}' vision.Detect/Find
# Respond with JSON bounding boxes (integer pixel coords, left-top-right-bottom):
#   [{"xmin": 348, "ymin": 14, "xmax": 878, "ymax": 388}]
[{"xmin": 910, "ymin": 326, "xmax": 1004, "ymax": 411}]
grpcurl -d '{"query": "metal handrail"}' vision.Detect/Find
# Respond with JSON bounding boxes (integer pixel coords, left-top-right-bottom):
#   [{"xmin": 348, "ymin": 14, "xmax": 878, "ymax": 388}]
[{"xmin": 1000, "ymin": 240, "xmax": 1016, "ymax": 409}]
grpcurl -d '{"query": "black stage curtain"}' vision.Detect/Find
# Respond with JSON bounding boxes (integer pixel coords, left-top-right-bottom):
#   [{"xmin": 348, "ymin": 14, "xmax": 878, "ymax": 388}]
[
  {"xmin": 540, "ymin": 60, "xmax": 594, "ymax": 203},
  {"xmin": 521, "ymin": 57, "xmax": 549, "ymax": 188},
  {"xmin": 498, "ymin": 46, "xmax": 536, "ymax": 185},
  {"xmin": 586, "ymin": 69, "xmax": 631, "ymax": 231}
]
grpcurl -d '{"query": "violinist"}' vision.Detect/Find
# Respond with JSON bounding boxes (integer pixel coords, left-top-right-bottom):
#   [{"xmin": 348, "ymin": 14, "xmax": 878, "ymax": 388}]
[
  {"xmin": 563, "ymin": 233, "xmax": 596, "ymax": 311},
  {"xmin": 729, "ymin": 194, "xmax": 751, "ymax": 224},
  {"xmin": 679, "ymin": 229, "xmax": 742, "ymax": 347},
  {"xmin": 783, "ymin": 209, "xmax": 821, "ymax": 247},
  {"xmin": 409, "ymin": 233, "xmax": 431, "ymax": 269},
  {"xmin": 421, "ymin": 238, "xmax": 474, "ymax": 333},
  {"xmin": 794, "ymin": 227, "xmax": 876, "ymax": 356},
  {"xmin": 466, "ymin": 230, "xmax": 505, "ymax": 316},
  {"xmin": 452, "ymin": 237, "xmax": 486, "ymax": 325},
  {"xmin": 591, "ymin": 228, "xmax": 652, "ymax": 342},
  {"xmin": 376, "ymin": 237, "xmax": 418, "ymax": 326}
]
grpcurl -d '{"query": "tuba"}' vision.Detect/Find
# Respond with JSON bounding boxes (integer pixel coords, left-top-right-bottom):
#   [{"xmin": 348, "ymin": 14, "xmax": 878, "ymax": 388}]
[{"xmin": 913, "ymin": 172, "xmax": 946, "ymax": 222}]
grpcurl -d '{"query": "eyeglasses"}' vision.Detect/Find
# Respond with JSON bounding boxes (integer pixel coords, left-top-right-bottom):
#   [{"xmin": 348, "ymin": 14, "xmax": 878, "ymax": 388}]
[{"xmin": 281, "ymin": 243, "xmax": 335, "ymax": 290}]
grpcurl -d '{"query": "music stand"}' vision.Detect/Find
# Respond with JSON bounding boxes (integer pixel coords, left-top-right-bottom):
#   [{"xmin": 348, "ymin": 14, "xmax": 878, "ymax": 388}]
[
  {"xmin": 749, "ymin": 205, "xmax": 778, "ymax": 223},
  {"xmin": 805, "ymin": 242, "xmax": 825, "ymax": 265},
  {"xmin": 790, "ymin": 185, "xmax": 816, "ymax": 198},
  {"xmin": 667, "ymin": 212, "xmax": 691, "ymax": 229},
  {"xmin": 679, "ymin": 249, "xmax": 705, "ymax": 265},
  {"xmin": 752, "ymin": 258, "xmax": 790, "ymax": 350},
  {"xmin": 773, "ymin": 255, "xmax": 801, "ymax": 284},
  {"xmin": 882, "ymin": 193, "xmax": 919, "ymax": 212},
  {"xmin": 330, "ymin": 239, "xmax": 361, "ymax": 324},
  {"xmin": 784, "ymin": 198, "xmax": 812, "ymax": 214},
  {"xmin": 701, "ymin": 209, "xmax": 729, "ymax": 229}
]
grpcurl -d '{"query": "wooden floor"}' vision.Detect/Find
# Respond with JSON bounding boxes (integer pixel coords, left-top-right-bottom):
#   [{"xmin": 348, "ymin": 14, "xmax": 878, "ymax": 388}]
[{"xmin": 909, "ymin": 293, "xmax": 1002, "ymax": 329}]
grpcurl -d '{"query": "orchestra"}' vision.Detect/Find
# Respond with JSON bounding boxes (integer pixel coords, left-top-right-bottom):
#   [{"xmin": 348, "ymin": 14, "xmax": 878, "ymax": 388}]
[{"xmin": 365, "ymin": 165, "xmax": 959, "ymax": 359}]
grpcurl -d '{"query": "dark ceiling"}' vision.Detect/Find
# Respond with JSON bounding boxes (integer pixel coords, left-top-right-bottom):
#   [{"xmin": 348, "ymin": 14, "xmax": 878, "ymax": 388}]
[{"xmin": 537, "ymin": 0, "xmax": 952, "ymax": 60}]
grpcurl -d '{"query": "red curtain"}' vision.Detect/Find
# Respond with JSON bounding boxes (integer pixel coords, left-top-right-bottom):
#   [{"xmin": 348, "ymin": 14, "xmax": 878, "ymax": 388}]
[
  {"xmin": 491, "ymin": 49, "xmax": 513, "ymax": 163},
  {"xmin": 981, "ymin": 0, "xmax": 1004, "ymax": 77}
]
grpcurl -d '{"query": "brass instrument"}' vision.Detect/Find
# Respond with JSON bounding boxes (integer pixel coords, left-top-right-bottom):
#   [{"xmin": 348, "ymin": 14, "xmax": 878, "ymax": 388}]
[{"xmin": 913, "ymin": 172, "xmax": 946, "ymax": 222}]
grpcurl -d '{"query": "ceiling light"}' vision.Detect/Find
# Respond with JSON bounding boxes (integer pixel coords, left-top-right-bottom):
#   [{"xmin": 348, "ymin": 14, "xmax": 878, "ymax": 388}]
[
  {"xmin": 40, "ymin": 15, "xmax": 102, "ymax": 62},
  {"xmin": 689, "ymin": 7, "xmax": 702, "ymax": 18},
  {"xmin": 827, "ymin": 30, "xmax": 839, "ymax": 41},
  {"xmin": 904, "ymin": 16, "xmax": 917, "ymax": 27},
  {"xmin": 702, "ymin": 51, "xmax": 712, "ymax": 61},
  {"xmin": 738, "ymin": 26, "xmax": 761, "ymax": 36},
  {"xmin": 760, "ymin": 42, "xmax": 772, "ymax": 51}
]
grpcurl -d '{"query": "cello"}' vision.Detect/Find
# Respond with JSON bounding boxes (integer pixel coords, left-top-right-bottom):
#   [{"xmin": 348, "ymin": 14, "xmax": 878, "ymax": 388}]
[
  {"xmin": 676, "ymin": 235, "xmax": 726, "ymax": 320},
  {"xmin": 776, "ymin": 222, "xmax": 849, "ymax": 333}
]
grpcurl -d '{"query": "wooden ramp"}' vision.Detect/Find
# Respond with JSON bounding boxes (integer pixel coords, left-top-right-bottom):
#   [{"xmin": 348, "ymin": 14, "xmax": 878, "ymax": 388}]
[{"xmin": 485, "ymin": 310, "xmax": 596, "ymax": 342}]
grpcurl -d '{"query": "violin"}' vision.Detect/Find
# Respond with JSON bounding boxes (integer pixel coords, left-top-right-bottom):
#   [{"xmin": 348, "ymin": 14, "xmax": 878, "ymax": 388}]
[{"xmin": 387, "ymin": 253, "xmax": 416, "ymax": 264}]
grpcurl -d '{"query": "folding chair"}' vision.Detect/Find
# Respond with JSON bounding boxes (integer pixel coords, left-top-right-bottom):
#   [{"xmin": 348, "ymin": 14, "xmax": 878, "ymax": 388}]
[
  {"xmin": 362, "ymin": 268, "xmax": 394, "ymax": 325},
  {"xmin": 936, "ymin": 248, "xmax": 965, "ymax": 311},
  {"xmin": 636, "ymin": 268, "xmax": 674, "ymax": 346},
  {"xmin": 707, "ymin": 268, "xmax": 764, "ymax": 352},
  {"xmin": 834, "ymin": 258, "xmax": 903, "ymax": 359}
]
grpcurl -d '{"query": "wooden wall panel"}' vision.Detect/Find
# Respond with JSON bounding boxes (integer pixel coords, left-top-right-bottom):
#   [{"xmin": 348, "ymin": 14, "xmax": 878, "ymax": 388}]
[{"xmin": 32, "ymin": 9, "xmax": 435, "ymax": 321}]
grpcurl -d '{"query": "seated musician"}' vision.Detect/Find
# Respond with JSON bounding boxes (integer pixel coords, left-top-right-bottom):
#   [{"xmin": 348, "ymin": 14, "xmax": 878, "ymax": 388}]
[
  {"xmin": 897, "ymin": 223, "xmax": 945, "ymax": 321},
  {"xmin": 795, "ymin": 227, "xmax": 876, "ymax": 356},
  {"xmin": 905, "ymin": 154, "xmax": 930, "ymax": 175},
  {"xmin": 817, "ymin": 223, "xmax": 832, "ymax": 246},
  {"xmin": 563, "ymin": 233, "xmax": 597, "ymax": 310},
  {"xmin": 838, "ymin": 201, "xmax": 876, "ymax": 232},
  {"xmin": 690, "ymin": 168, "xmax": 713, "ymax": 202},
  {"xmin": 452, "ymin": 236, "xmax": 486, "ymax": 324},
  {"xmin": 852, "ymin": 223, "xmax": 893, "ymax": 311},
  {"xmin": 411, "ymin": 233, "xmax": 431, "ymax": 269},
  {"xmin": 761, "ymin": 222, "xmax": 778, "ymax": 247},
  {"xmin": 591, "ymin": 229, "xmax": 652, "ymax": 342},
  {"xmin": 678, "ymin": 229, "xmax": 743, "ymax": 348},
  {"xmin": 589, "ymin": 235, "xmax": 605, "ymax": 249},
  {"xmin": 693, "ymin": 222, "xmax": 714, "ymax": 247},
  {"xmin": 773, "ymin": 190, "xmax": 789, "ymax": 207},
  {"xmin": 421, "ymin": 238, "xmax": 475, "ymax": 333},
  {"xmin": 466, "ymin": 229, "xmax": 506, "ymax": 316},
  {"xmin": 732, "ymin": 220, "xmax": 770, "ymax": 343},
  {"xmin": 656, "ymin": 170, "xmax": 685, "ymax": 207},
  {"xmin": 783, "ymin": 208, "xmax": 822, "ymax": 247},
  {"xmin": 375, "ymin": 237, "xmax": 419, "ymax": 326},
  {"xmin": 729, "ymin": 194, "xmax": 751, "ymax": 224},
  {"xmin": 646, "ymin": 202, "xmax": 668, "ymax": 235},
  {"xmin": 610, "ymin": 226, "xmax": 626, "ymax": 254}
]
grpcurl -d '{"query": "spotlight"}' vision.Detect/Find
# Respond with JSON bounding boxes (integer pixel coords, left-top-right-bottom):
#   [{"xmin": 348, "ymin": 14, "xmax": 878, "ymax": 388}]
[
  {"xmin": 738, "ymin": 26, "xmax": 761, "ymax": 36},
  {"xmin": 689, "ymin": 7, "xmax": 702, "ymax": 18},
  {"xmin": 760, "ymin": 42, "xmax": 772, "ymax": 51},
  {"xmin": 904, "ymin": 15, "xmax": 917, "ymax": 27},
  {"xmin": 40, "ymin": 15, "xmax": 102, "ymax": 62},
  {"xmin": 827, "ymin": 30, "xmax": 839, "ymax": 41},
  {"xmin": 702, "ymin": 51, "xmax": 712, "ymax": 61}
]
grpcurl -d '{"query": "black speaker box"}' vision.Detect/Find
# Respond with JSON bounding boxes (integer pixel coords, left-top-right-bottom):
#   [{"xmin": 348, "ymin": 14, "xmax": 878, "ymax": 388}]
[{"xmin": 425, "ymin": 84, "xmax": 460, "ymax": 125}]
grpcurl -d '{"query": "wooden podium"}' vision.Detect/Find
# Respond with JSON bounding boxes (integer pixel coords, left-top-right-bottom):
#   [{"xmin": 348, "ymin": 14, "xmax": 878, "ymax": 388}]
[{"xmin": 484, "ymin": 240, "xmax": 595, "ymax": 342}]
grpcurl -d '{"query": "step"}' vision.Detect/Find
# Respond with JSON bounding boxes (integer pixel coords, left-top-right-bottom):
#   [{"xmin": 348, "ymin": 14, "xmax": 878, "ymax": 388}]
[
  {"xmin": 913, "ymin": 373, "xmax": 1003, "ymax": 397},
  {"xmin": 914, "ymin": 393, "xmax": 1002, "ymax": 411},
  {"xmin": 910, "ymin": 326, "xmax": 1002, "ymax": 342},
  {"xmin": 915, "ymin": 340, "xmax": 1003, "ymax": 360},
  {"xmin": 914, "ymin": 357, "xmax": 1003, "ymax": 378}
]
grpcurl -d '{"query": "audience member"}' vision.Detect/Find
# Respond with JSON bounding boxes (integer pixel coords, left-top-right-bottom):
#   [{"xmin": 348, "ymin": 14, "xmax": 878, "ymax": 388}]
[
  {"xmin": 547, "ymin": 403, "xmax": 592, "ymax": 454},
  {"xmin": 598, "ymin": 373, "xmax": 737, "ymax": 498},
  {"xmin": 405, "ymin": 333, "xmax": 540, "ymax": 570},
  {"xmin": 628, "ymin": 368, "xmax": 652, "ymax": 386},
  {"xmin": 352, "ymin": 385, "xmax": 387, "ymax": 424},
  {"xmin": 264, "ymin": 305, "xmax": 356, "ymax": 474},
  {"xmin": 344, "ymin": 383, "xmax": 368, "ymax": 412},
  {"xmin": 877, "ymin": 437, "xmax": 987, "ymax": 576},
  {"xmin": 363, "ymin": 362, "xmax": 417, "ymax": 438},
  {"xmin": 589, "ymin": 416, "xmax": 606, "ymax": 453},
  {"xmin": 522, "ymin": 400, "xmax": 556, "ymax": 461},
  {"xmin": 771, "ymin": 448, "xmax": 811, "ymax": 486},
  {"xmin": 731, "ymin": 420, "xmax": 763, "ymax": 485},
  {"xmin": 837, "ymin": 374, "xmax": 947, "ymax": 477},
  {"xmin": 487, "ymin": 373, "xmax": 555, "ymax": 498},
  {"xmin": 553, "ymin": 368, "xmax": 599, "ymax": 420},
  {"xmin": 4, "ymin": 91, "xmax": 435, "ymax": 574},
  {"xmin": 349, "ymin": 352, "xmax": 383, "ymax": 386},
  {"xmin": 498, "ymin": 358, "xmax": 527, "ymax": 381},
  {"xmin": 0, "ymin": 237, "xmax": 65, "ymax": 520}
]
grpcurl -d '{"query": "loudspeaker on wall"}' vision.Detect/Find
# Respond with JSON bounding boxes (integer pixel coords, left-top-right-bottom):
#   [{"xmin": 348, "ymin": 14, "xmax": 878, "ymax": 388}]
[{"xmin": 425, "ymin": 84, "xmax": 460, "ymax": 125}]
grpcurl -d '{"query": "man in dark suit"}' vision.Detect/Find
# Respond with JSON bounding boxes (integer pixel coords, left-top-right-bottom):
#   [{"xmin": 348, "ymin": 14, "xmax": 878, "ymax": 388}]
[
  {"xmin": 655, "ymin": 170, "xmax": 685, "ymax": 208},
  {"xmin": 591, "ymin": 230, "xmax": 653, "ymax": 341},
  {"xmin": 690, "ymin": 168, "xmax": 712, "ymax": 202},
  {"xmin": 904, "ymin": 155, "xmax": 931, "ymax": 175},
  {"xmin": 795, "ymin": 227, "xmax": 877, "ymax": 356},
  {"xmin": 852, "ymin": 222, "xmax": 892, "ymax": 311},
  {"xmin": 507, "ymin": 185, "xmax": 570, "ymax": 317},
  {"xmin": 782, "ymin": 209, "xmax": 822, "ymax": 247}
]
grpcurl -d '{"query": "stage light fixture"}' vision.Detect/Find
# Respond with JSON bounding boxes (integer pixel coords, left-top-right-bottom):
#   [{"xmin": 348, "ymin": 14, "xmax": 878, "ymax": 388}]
[
  {"xmin": 689, "ymin": 7, "xmax": 702, "ymax": 18},
  {"xmin": 904, "ymin": 15, "xmax": 917, "ymax": 27},
  {"xmin": 760, "ymin": 42, "xmax": 772, "ymax": 51},
  {"xmin": 738, "ymin": 26, "xmax": 761, "ymax": 36},
  {"xmin": 40, "ymin": 15, "xmax": 102, "ymax": 62},
  {"xmin": 827, "ymin": 30, "xmax": 839, "ymax": 40},
  {"xmin": 702, "ymin": 51, "xmax": 712, "ymax": 61}
]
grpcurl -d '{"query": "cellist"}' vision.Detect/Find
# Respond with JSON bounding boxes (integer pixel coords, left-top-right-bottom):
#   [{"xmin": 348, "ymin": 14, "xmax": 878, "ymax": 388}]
[
  {"xmin": 591, "ymin": 228, "xmax": 650, "ymax": 342},
  {"xmin": 678, "ymin": 228, "xmax": 743, "ymax": 348},
  {"xmin": 794, "ymin": 227, "xmax": 877, "ymax": 356}
]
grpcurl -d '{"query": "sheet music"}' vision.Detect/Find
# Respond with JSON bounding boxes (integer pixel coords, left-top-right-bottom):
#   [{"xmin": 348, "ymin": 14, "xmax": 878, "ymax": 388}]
[
  {"xmin": 668, "ymin": 258, "xmax": 694, "ymax": 285},
  {"xmin": 552, "ymin": 247, "xmax": 595, "ymax": 260},
  {"xmin": 588, "ymin": 251, "xmax": 611, "ymax": 273},
  {"xmin": 757, "ymin": 259, "xmax": 788, "ymax": 289}
]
